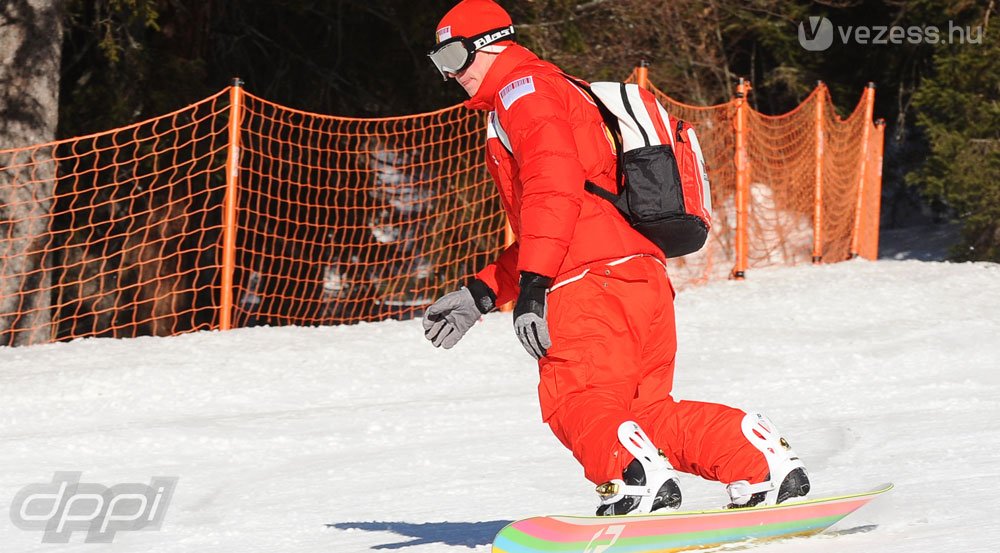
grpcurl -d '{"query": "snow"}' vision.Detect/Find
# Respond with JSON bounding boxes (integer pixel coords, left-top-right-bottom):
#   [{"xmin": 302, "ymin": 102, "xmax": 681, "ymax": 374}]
[{"xmin": 1, "ymin": 259, "xmax": 998, "ymax": 552}]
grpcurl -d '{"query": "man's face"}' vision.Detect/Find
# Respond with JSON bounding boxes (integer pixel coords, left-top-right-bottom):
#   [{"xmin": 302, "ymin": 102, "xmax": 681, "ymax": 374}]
[{"xmin": 448, "ymin": 51, "xmax": 497, "ymax": 97}]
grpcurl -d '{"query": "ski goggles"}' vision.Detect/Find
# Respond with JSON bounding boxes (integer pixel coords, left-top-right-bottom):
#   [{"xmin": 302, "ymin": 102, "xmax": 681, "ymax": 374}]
[{"xmin": 427, "ymin": 25, "xmax": 516, "ymax": 80}]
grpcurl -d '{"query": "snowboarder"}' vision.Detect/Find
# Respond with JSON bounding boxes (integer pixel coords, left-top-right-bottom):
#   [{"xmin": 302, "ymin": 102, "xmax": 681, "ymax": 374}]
[{"xmin": 421, "ymin": 0, "xmax": 810, "ymax": 514}]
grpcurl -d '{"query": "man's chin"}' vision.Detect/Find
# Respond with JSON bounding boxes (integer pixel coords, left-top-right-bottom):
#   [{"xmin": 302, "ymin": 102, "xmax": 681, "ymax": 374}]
[{"xmin": 460, "ymin": 82, "xmax": 479, "ymax": 96}]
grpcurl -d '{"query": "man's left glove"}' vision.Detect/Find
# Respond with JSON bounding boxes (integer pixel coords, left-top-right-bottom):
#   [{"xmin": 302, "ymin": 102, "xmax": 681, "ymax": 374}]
[
  {"xmin": 513, "ymin": 272, "xmax": 553, "ymax": 360},
  {"xmin": 422, "ymin": 279, "xmax": 496, "ymax": 349}
]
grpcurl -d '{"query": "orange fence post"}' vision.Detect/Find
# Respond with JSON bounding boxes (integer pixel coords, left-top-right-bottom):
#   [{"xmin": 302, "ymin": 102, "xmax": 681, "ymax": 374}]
[
  {"xmin": 220, "ymin": 78, "xmax": 244, "ymax": 331},
  {"xmin": 812, "ymin": 82, "xmax": 826, "ymax": 264},
  {"xmin": 635, "ymin": 60, "xmax": 650, "ymax": 90},
  {"xmin": 862, "ymin": 119, "xmax": 887, "ymax": 260},
  {"xmin": 731, "ymin": 78, "xmax": 752, "ymax": 280},
  {"xmin": 499, "ymin": 220, "xmax": 516, "ymax": 313},
  {"xmin": 849, "ymin": 83, "xmax": 876, "ymax": 259}
]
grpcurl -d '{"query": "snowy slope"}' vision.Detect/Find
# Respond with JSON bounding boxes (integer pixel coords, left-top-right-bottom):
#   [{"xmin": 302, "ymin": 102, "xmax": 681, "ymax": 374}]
[{"xmin": 1, "ymin": 259, "xmax": 998, "ymax": 552}]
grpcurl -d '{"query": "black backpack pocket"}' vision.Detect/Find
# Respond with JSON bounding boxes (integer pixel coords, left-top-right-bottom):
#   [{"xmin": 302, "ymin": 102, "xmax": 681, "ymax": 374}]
[{"xmin": 585, "ymin": 144, "xmax": 708, "ymax": 258}]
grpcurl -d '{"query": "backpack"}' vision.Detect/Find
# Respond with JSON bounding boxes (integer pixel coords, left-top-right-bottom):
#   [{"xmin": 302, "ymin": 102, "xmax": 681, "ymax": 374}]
[{"xmin": 569, "ymin": 78, "xmax": 713, "ymax": 258}]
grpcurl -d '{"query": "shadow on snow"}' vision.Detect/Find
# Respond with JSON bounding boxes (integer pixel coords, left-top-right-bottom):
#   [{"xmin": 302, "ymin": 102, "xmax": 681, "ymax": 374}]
[
  {"xmin": 328, "ymin": 520, "xmax": 512, "ymax": 549},
  {"xmin": 825, "ymin": 524, "xmax": 879, "ymax": 536}
]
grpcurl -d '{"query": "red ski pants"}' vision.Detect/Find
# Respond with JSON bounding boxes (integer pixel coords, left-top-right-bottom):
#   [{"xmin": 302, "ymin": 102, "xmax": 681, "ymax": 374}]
[{"xmin": 538, "ymin": 256, "xmax": 769, "ymax": 485}]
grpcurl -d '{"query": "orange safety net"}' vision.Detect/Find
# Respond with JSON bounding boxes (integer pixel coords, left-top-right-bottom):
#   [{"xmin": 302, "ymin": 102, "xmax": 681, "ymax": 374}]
[
  {"xmin": 0, "ymin": 71, "xmax": 882, "ymax": 347},
  {"xmin": 232, "ymin": 95, "xmax": 502, "ymax": 327},
  {"xmin": 641, "ymin": 75, "xmax": 883, "ymax": 284},
  {"xmin": 0, "ymin": 91, "xmax": 231, "ymax": 347}
]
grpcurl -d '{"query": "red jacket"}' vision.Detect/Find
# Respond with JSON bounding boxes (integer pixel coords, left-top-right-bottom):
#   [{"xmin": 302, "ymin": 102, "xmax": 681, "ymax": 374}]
[{"xmin": 468, "ymin": 45, "xmax": 664, "ymax": 305}]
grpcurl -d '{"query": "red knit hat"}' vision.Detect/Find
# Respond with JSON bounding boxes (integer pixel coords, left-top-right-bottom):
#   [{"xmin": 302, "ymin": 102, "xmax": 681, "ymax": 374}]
[{"xmin": 435, "ymin": 0, "xmax": 514, "ymax": 44}]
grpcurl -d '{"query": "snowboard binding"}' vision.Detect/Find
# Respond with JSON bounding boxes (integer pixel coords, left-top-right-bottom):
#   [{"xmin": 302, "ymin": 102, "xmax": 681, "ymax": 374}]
[
  {"xmin": 596, "ymin": 421, "xmax": 682, "ymax": 516},
  {"xmin": 726, "ymin": 412, "xmax": 811, "ymax": 508}
]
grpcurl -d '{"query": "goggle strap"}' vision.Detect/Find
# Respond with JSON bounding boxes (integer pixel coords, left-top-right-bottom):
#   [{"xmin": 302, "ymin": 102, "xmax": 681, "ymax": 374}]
[{"xmin": 468, "ymin": 25, "xmax": 516, "ymax": 51}]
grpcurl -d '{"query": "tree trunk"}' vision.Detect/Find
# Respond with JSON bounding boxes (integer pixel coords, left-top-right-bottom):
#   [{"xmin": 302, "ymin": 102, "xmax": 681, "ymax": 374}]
[{"xmin": 0, "ymin": 0, "xmax": 64, "ymax": 346}]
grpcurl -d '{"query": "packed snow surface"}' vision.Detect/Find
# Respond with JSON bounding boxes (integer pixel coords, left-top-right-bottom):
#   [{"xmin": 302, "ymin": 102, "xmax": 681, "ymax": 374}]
[{"xmin": 1, "ymin": 259, "xmax": 998, "ymax": 552}]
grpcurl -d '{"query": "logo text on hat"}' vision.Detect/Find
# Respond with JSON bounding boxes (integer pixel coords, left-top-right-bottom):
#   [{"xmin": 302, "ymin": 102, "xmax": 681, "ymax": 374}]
[{"xmin": 474, "ymin": 25, "xmax": 514, "ymax": 49}]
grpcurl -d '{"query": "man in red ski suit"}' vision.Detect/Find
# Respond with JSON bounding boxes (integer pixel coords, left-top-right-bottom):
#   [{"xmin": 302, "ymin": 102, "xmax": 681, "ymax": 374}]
[{"xmin": 422, "ymin": 0, "xmax": 810, "ymax": 514}]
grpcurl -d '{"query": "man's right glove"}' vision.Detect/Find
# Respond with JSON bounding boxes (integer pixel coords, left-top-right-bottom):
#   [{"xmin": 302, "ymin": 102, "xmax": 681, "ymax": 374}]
[
  {"xmin": 422, "ymin": 279, "xmax": 496, "ymax": 349},
  {"xmin": 513, "ymin": 272, "xmax": 553, "ymax": 360}
]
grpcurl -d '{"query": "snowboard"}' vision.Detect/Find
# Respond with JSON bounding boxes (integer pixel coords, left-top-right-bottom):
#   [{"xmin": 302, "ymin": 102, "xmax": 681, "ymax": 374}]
[{"xmin": 492, "ymin": 482, "xmax": 892, "ymax": 553}]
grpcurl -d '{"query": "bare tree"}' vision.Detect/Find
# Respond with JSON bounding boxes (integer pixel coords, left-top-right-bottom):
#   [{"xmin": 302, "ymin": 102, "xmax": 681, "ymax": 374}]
[{"xmin": 0, "ymin": 0, "xmax": 64, "ymax": 346}]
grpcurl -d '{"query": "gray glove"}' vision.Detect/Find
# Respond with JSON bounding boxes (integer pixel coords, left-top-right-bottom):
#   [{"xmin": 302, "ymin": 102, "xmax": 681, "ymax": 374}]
[
  {"xmin": 423, "ymin": 279, "xmax": 496, "ymax": 349},
  {"xmin": 513, "ymin": 272, "xmax": 553, "ymax": 359}
]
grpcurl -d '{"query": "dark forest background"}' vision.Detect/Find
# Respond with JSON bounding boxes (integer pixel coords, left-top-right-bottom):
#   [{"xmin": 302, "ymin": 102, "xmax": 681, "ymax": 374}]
[{"xmin": 29, "ymin": 0, "xmax": 1000, "ymax": 261}]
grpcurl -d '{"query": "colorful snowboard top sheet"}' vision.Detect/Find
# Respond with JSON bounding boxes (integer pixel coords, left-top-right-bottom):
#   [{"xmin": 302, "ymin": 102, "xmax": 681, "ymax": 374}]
[{"xmin": 492, "ymin": 483, "xmax": 892, "ymax": 553}]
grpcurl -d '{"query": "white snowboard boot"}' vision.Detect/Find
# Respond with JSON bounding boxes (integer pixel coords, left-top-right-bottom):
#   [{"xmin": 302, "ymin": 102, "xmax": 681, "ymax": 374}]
[
  {"xmin": 726, "ymin": 412, "xmax": 811, "ymax": 508},
  {"xmin": 596, "ymin": 421, "xmax": 683, "ymax": 516}
]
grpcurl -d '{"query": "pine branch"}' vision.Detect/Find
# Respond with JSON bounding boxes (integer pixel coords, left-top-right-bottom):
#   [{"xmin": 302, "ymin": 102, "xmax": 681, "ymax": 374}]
[{"xmin": 516, "ymin": 0, "xmax": 613, "ymax": 30}]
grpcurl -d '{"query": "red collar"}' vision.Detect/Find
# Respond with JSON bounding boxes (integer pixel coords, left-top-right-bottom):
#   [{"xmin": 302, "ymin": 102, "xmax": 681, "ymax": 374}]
[{"xmin": 464, "ymin": 45, "xmax": 539, "ymax": 111}]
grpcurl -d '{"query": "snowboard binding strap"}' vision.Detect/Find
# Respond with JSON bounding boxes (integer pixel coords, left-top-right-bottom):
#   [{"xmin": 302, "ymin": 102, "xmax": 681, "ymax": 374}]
[{"xmin": 596, "ymin": 422, "xmax": 682, "ymax": 513}]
